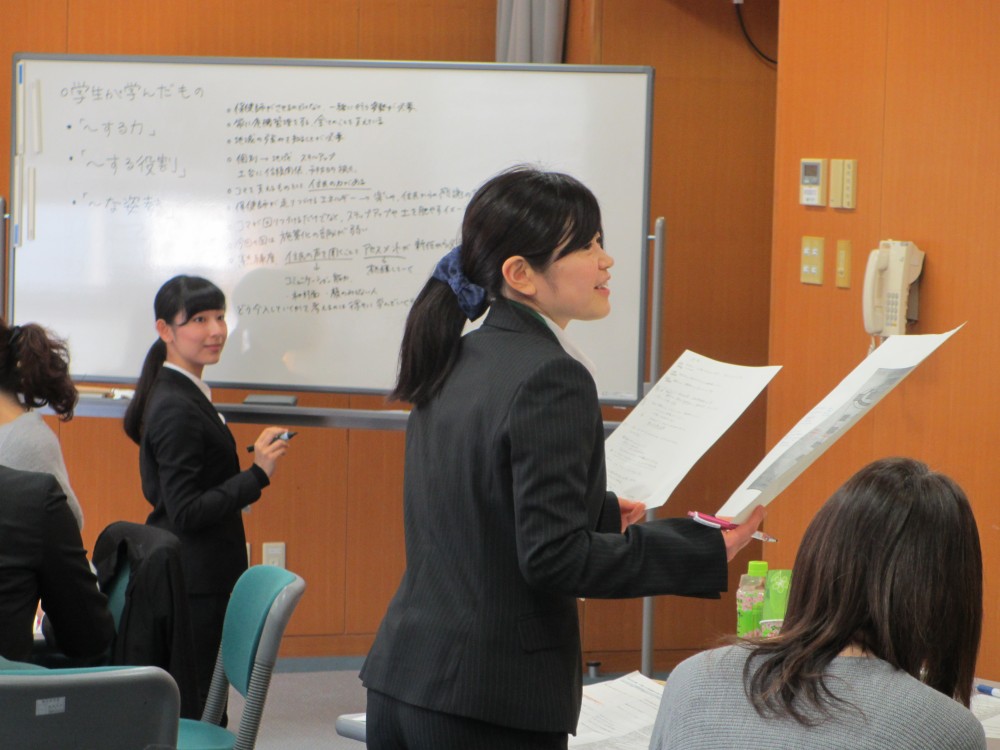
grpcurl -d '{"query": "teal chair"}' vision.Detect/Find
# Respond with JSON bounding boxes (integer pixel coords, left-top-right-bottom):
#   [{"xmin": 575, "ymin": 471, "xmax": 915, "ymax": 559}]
[
  {"xmin": 0, "ymin": 664, "xmax": 179, "ymax": 749},
  {"xmin": 178, "ymin": 565, "xmax": 306, "ymax": 750}
]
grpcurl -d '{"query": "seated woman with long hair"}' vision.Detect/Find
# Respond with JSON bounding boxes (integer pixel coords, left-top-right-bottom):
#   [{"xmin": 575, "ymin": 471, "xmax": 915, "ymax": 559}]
[{"xmin": 650, "ymin": 457, "xmax": 985, "ymax": 750}]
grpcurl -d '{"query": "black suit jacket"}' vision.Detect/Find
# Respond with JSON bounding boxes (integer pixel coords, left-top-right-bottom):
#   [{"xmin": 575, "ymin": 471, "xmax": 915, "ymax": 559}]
[
  {"xmin": 0, "ymin": 465, "xmax": 114, "ymax": 661},
  {"xmin": 93, "ymin": 521, "xmax": 200, "ymax": 719},
  {"xmin": 140, "ymin": 367, "xmax": 265, "ymax": 595},
  {"xmin": 361, "ymin": 299, "xmax": 728, "ymax": 734}
]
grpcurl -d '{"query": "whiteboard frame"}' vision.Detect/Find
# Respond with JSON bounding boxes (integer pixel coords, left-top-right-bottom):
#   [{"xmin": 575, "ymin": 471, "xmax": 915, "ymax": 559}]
[{"xmin": 8, "ymin": 53, "xmax": 653, "ymax": 405}]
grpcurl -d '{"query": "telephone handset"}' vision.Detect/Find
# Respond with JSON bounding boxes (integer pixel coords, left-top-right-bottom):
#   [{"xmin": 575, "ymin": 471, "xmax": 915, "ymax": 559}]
[{"xmin": 862, "ymin": 240, "xmax": 925, "ymax": 337}]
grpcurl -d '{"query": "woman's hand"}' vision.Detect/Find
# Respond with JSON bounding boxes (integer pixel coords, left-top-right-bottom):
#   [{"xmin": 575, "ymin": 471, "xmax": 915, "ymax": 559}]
[
  {"xmin": 722, "ymin": 505, "xmax": 766, "ymax": 562},
  {"xmin": 251, "ymin": 426, "xmax": 292, "ymax": 478},
  {"xmin": 618, "ymin": 497, "xmax": 647, "ymax": 532}
]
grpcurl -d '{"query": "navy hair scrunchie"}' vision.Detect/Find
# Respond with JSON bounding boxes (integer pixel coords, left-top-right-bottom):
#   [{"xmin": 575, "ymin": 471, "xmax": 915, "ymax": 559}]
[{"xmin": 431, "ymin": 246, "xmax": 488, "ymax": 320}]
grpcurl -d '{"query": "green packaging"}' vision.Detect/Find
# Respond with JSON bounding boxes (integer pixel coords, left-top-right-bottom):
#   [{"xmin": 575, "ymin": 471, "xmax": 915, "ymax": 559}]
[{"xmin": 760, "ymin": 569, "xmax": 793, "ymax": 638}]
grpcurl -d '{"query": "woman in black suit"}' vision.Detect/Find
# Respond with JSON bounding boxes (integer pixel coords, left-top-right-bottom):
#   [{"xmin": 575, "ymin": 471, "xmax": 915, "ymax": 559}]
[
  {"xmin": 123, "ymin": 275, "xmax": 290, "ymax": 712},
  {"xmin": 361, "ymin": 166, "xmax": 766, "ymax": 749}
]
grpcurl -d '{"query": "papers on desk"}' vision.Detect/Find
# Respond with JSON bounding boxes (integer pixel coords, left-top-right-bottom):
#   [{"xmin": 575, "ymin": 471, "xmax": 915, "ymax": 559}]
[
  {"xmin": 569, "ymin": 671, "xmax": 664, "ymax": 748},
  {"xmin": 971, "ymin": 694, "xmax": 1000, "ymax": 738},
  {"xmin": 605, "ymin": 351, "xmax": 780, "ymax": 509},
  {"xmin": 715, "ymin": 326, "xmax": 962, "ymax": 522}
]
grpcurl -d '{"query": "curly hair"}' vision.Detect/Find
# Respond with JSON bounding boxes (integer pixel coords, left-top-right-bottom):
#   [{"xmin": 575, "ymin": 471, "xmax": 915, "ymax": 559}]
[{"xmin": 0, "ymin": 321, "xmax": 78, "ymax": 419}]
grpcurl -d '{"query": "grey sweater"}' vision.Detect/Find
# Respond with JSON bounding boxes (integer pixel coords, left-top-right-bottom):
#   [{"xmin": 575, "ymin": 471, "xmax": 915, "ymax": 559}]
[
  {"xmin": 0, "ymin": 411, "xmax": 84, "ymax": 528},
  {"xmin": 650, "ymin": 645, "xmax": 985, "ymax": 750}
]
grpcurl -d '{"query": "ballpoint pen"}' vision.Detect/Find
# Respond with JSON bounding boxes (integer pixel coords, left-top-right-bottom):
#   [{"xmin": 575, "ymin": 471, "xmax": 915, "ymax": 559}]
[
  {"xmin": 688, "ymin": 511, "xmax": 778, "ymax": 543},
  {"xmin": 977, "ymin": 684, "xmax": 1000, "ymax": 699}
]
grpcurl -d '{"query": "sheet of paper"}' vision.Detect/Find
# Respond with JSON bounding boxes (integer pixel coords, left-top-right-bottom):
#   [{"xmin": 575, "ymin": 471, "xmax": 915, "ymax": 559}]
[
  {"xmin": 569, "ymin": 671, "xmax": 664, "ymax": 749},
  {"xmin": 716, "ymin": 326, "xmax": 963, "ymax": 522},
  {"xmin": 971, "ymin": 693, "xmax": 1000, "ymax": 738},
  {"xmin": 605, "ymin": 350, "xmax": 780, "ymax": 509}
]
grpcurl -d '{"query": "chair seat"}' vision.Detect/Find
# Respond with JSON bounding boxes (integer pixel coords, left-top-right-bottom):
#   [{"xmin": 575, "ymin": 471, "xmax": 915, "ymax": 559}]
[{"xmin": 177, "ymin": 718, "xmax": 236, "ymax": 750}]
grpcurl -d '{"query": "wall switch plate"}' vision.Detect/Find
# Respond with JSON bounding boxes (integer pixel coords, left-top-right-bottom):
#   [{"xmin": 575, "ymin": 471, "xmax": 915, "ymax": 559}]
[
  {"xmin": 800, "ymin": 236, "xmax": 824, "ymax": 284},
  {"xmin": 835, "ymin": 239, "xmax": 851, "ymax": 288},
  {"xmin": 262, "ymin": 542, "xmax": 286, "ymax": 568},
  {"xmin": 829, "ymin": 159, "xmax": 857, "ymax": 209}
]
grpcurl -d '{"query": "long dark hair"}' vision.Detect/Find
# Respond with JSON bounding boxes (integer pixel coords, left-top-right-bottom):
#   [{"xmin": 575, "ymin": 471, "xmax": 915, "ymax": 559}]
[
  {"xmin": 391, "ymin": 165, "xmax": 602, "ymax": 406},
  {"xmin": 744, "ymin": 457, "xmax": 982, "ymax": 723},
  {"xmin": 123, "ymin": 275, "xmax": 226, "ymax": 444},
  {"xmin": 0, "ymin": 319, "xmax": 77, "ymax": 419}
]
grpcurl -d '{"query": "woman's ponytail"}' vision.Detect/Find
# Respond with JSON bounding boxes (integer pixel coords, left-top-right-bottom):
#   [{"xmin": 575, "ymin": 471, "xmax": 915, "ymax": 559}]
[{"xmin": 123, "ymin": 339, "xmax": 167, "ymax": 444}]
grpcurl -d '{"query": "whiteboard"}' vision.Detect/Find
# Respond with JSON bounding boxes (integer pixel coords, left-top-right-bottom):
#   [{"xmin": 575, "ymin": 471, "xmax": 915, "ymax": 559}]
[{"xmin": 8, "ymin": 55, "xmax": 652, "ymax": 403}]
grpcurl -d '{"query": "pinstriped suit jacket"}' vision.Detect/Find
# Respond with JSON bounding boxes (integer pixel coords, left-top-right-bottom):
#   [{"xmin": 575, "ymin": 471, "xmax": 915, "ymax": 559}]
[
  {"xmin": 140, "ymin": 367, "xmax": 264, "ymax": 596},
  {"xmin": 361, "ymin": 299, "xmax": 728, "ymax": 734}
]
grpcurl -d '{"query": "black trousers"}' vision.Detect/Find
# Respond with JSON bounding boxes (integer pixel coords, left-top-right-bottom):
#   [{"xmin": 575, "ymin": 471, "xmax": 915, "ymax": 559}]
[
  {"xmin": 365, "ymin": 690, "xmax": 568, "ymax": 750},
  {"xmin": 189, "ymin": 592, "xmax": 230, "ymax": 716}
]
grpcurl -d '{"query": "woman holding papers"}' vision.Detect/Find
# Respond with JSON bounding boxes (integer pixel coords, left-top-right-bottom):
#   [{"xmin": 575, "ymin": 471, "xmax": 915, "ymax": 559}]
[
  {"xmin": 361, "ymin": 165, "xmax": 765, "ymax": 749},
  {"xmin": 650, "ymin": 457, "xmax": 985, "ymax": 750}
]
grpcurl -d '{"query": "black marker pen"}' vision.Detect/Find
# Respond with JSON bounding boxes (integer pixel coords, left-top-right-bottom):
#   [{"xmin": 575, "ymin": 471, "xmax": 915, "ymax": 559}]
[{"xmin": 246, "ymin": 430, "xmax": 297, "ymax": 453}]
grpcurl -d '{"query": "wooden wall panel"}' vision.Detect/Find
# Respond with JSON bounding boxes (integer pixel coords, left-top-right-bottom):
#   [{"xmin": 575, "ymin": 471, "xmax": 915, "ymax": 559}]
[
  {"xmin": 357, "ymin": 0, "xmax": 495, "ymax": 62},
  {"xmin": 343, "ymin": 395, "xmax": 406, "ymax": 638},
  {"xmin": 235, "ymin": 392, "xmax": 352, "ymax": 640},
  {"xmin": 772, "ymin": 0, "xmax": 1000, "ymax": 676},
  {"xmin": 65, "ymin": 0, "xmax": 362, "ymax": 58},
  {"xmin": 47, "ymin": 413, "xmax": 146, "ymax": 538},
  {"xmin": 878, "ymin": 1, "xmax": 1000, "ymax": 674},
  {"xmin": 765, "ymin": 0, "xmax": 889, "ymax": 572},
  {"xmin": 571, "ymin": 0, "xmax": 778, "ymax": 671}
]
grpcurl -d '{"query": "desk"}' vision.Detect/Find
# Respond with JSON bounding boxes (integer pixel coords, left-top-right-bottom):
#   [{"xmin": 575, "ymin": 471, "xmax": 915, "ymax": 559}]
[
  {"xmin": 335, "ymin": 712, "xmax": 366, "ymax": 743},
  {"xmin": 338, "ymin": 688, "xmax": 1000, "ymax": 748},
  {"xmin": 976, "ymin": 678, "xmax": 1000, "ymax": 748}
]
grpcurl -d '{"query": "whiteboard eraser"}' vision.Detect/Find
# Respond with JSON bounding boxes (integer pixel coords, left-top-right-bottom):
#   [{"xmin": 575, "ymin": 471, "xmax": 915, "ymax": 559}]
[{"xmin": 243, "ymin": 394, "xmax": 298, "ymax": 406}]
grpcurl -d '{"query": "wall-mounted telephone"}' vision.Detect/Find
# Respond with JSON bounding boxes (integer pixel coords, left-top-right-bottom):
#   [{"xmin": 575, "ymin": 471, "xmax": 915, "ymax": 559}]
[{"xmin": 862, "ymin": 240, "xmax": 925, "ymax": 337}]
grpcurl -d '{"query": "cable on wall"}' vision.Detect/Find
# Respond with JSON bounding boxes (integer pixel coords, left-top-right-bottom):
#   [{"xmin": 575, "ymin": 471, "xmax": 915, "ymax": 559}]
[{"xmin": 734, "ymin": 2, "xmax": 777, "ymax": 66}]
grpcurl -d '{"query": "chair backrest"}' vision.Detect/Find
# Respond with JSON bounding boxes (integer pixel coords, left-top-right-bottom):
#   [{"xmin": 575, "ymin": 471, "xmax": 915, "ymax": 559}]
[
  {"xmin": 105, "ymin": 558, "xmax": 131, "ymax": 632},
  {"xmin": 0, "ymin": 665, "xmax": 179, "ymax": 749},
  {"xmin": 221, "ymin": 565, "xmax": 305, "ymax": 697},
  {"xmin": 93, "ymin": 520, "xmax": 201, "ymax": 720},
  {"xmin": 200, "ymin": 565, "xmax": 305, "ymax": 750}
]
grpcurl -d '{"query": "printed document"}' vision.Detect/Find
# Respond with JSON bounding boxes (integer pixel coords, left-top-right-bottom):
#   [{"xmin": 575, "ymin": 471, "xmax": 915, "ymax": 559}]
[
  {"xmin": 716, "ymin": 326, "xmax": 962, "ymax": 522},
  {"xmin": 569, "ymin": 671, "xmax": 664, "ymax": 749},
  {"xmin": 972, "ymin": 692, "xmax": 1000, "ymax": 739},
  {"xmin": 605, "ymin": 350, "xmax": 779, "ymax": 509}
]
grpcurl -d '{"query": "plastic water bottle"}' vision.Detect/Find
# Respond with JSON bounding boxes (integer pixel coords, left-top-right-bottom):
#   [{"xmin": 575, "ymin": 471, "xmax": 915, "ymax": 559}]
[{"xmin": 736, "ymin": 560, "xmax": 768, "ymax": 638}]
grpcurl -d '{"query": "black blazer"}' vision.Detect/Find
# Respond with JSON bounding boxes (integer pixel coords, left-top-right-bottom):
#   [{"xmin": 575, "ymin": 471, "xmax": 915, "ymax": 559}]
[
  {"xmin": 140, "ymin": 367, "xmax": 266, "ymax": 595},
  {"xmin": 0, "ymin": 465, "xmax": 114, "ymax": 661},
  {"xmin": 93, "ymin": 521, "xmax": 200, "ymax": 719},
  {"xmin": 361, "ymin": 299, "xmax": 728, "ymax": 734}
]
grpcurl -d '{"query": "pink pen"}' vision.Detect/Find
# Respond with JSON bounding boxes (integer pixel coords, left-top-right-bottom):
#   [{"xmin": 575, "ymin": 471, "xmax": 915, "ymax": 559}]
[{"xmin": 688, "ymin": 511, "xmax": 778, "ymax": 543}]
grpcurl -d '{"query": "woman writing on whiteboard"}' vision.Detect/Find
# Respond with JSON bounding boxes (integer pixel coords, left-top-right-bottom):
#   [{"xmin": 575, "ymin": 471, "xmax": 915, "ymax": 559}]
[
  {"xmin": 123, "ymin": 274, "xmax": 291, "ymax": 711},
  {"xmin": 360, "ymin": 165, "xmax": 766, "ymax": 748}
]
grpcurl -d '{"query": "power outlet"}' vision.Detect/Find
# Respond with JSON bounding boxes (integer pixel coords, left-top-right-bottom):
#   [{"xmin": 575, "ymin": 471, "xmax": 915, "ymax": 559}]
[
  {"xmin": 262, "ymin": 542, "xmax": 286, "ymax": 568},
  {"xmin": 800, "ymin": 236, "xmax": 824, "ymax": 285}
]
